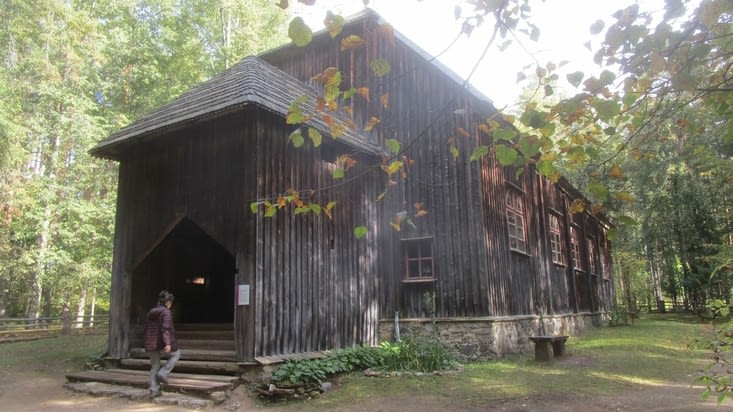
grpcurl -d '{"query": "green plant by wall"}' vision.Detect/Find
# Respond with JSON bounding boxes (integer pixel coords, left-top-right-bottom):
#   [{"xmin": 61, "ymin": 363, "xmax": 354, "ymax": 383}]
[
  {"xmin": 271, "ymin": 345, "xmax": 384, "ymax": 385},
  {"xmin": 380, "ymin": 335, "xmax": 456, "ymax": 372}
]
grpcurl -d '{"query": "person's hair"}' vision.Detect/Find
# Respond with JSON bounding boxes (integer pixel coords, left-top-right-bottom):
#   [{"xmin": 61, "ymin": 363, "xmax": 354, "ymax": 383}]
[{"xmin": 158, "ymin": 290, "xmax": 175, "ymax": 305}]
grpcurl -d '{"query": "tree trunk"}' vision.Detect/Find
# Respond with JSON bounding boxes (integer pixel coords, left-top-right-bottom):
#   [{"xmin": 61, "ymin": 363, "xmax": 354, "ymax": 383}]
[
  {"xmin": 76, "ymin": 281, "xmax": 88, "ymax": 329},
  {"xmin": 88, "ymin": 288, "xmax": 96, "ymax": 328},
  {"xmin": 0, "ymin": 276, "xmax": 6, "ymax": 318}
]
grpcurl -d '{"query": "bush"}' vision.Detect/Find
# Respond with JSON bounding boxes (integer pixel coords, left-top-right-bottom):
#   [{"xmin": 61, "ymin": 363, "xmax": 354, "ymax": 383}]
[
  {"xmin": 270, "ymin": 336, "xmax": 456, "ymax": 386},
  {"xmin": 271, "ymin": 345, "xmax": 384, "ymax": 385},
  {"xmin": 380, "ymin": 335, "xmax": 455, "ymax": 372}
]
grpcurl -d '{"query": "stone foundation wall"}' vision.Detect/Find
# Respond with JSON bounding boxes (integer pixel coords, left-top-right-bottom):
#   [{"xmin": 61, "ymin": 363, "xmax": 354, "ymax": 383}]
[{"xmin": 378, "ymin": 313, "xmax": 603, "ymax": 361}]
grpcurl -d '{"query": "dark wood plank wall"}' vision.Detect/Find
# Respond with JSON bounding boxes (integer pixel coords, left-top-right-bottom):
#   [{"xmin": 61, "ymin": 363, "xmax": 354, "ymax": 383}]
[
  {"xmin": 252, "ymin": 110, "xmax": 380, "ymax": 357},
  {"xmin": 108, "ymin": 106, "xmax": 380, "ymax": 360},
  {"xmin": 262, "ymin": 17, "xmax": 613, "ymax": 320},
  {"xmin": 108, "ymin": 112, "xmax": 253, "ymax": 359}
]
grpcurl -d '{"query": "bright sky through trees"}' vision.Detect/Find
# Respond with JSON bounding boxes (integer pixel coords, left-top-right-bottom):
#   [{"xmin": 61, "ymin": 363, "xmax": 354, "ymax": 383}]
[{"xmin": 292, "ymin": 0, "xmax": 677, "ymax": 108}]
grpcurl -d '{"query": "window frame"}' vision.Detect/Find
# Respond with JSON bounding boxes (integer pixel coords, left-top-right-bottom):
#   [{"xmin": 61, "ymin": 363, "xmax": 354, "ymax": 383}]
[
  {"xmin": 549, "ymin": 213, "xmax": 565, "ymax": 265},
  {"xmin": 506, "ymin": 189, "xmax": 528, "ymax": 254},
  {"xmin": 401, "ymin": 237, "xmax": 435, "ymax": 283},
  {"xmin": 587, "ymin": 237, "xmax": 597, "ymax": 275},
  {"xmin": 570, "ymin": 226, "xmax": 582, "ymax": 271}
]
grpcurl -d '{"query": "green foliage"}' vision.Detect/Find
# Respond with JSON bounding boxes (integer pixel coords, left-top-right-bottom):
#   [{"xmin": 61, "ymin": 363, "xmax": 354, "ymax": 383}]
[
  {"xmin": 271, "ymin": 346, "xmax": 384, "ymax": 385},
  {"xmin": 379, "ymin": 335, "xmax": 455, "ymax": 373},
  {"xmin": 694, "ymin": 300, "xmax": 733, "ymax": 403},
  {"xmin": 0, "ymin": 0, "xmax": 287, "ymax": 318}
]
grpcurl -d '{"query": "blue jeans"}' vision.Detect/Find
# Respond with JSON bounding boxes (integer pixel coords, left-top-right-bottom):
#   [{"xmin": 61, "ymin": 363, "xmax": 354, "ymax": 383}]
[{"xmin": 148, "ymin": 349, "xmax": 181, "ymax": 392}]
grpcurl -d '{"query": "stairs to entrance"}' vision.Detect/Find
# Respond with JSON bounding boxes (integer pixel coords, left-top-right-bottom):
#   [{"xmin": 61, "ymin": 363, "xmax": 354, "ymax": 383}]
[{"xmin": 65, "ymin": 323, "xmax": 243, "ymax": 407}]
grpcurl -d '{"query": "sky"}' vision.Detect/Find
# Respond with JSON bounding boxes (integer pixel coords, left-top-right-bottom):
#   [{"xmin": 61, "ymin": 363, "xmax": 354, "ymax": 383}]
[{"xmin": 289, "ymin": 0, "xmax": 671, "ymax": 108}]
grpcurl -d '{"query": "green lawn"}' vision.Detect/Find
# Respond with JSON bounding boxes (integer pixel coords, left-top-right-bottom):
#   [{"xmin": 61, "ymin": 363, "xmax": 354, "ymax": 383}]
[
  {"xmin": 0, "ymin": 314, "xmax": 715, "ymax": 409},
  {"xmin": 302, "ymin": 314, "xmax": 713, "ymax": 409},
  {"xmin": 0, "ymin": 332, "xmax": 107, "ymax": 375}
]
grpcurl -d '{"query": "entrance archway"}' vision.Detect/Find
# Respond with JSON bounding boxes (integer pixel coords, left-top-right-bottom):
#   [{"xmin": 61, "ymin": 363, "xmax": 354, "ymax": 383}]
[{"xmin": 130, "ymin": 216, "xmax": 236, "ymax": 324}]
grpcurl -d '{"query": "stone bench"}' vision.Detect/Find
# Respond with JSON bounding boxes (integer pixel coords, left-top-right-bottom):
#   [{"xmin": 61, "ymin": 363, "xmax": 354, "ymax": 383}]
[{"xmin": 529, "ymin": 335, "xmax": 569, "ymax": 361}]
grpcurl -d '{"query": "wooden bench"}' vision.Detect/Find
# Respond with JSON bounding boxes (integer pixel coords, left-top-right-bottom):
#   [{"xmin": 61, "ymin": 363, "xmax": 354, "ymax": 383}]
[{"xmin": 529, "ymin": 335, "xmax": 568, "ymax": 361}]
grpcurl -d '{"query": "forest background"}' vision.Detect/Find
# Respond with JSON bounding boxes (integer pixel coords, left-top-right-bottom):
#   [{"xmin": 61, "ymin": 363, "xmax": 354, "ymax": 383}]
[{"xmin": 0, "ymin": 0, "xmax": 731, "ymax": 327}]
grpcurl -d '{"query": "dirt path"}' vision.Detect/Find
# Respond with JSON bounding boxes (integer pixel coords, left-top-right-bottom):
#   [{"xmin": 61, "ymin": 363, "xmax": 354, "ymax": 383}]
[{"xmin": 0, "ymin": 367, "xmax": 724, "ymax": 412}]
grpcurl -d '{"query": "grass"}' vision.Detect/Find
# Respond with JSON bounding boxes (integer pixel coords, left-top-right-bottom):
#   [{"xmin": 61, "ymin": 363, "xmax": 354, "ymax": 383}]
[
  {"xmin": 0, "ymin": 331, "xmax": 107, "ymax": 376},
  {"xmin": 0, "ymin": 314, "xmax": 714, "ymax": 409},
  {"xmin": 288, "ymin": 314, "xmax": 713, "ymax": 409}
]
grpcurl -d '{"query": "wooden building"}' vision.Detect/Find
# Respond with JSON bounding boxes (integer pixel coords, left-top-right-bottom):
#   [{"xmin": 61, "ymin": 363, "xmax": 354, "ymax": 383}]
[{"xmin": 92, "ymin": 10, "xmax": 614, "ymax": 363}]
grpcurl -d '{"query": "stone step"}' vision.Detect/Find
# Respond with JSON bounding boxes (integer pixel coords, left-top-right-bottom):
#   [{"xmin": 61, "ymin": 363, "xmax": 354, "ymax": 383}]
[
  {"xmin": 65, "ymin": 368, "xmax": 237, "ymax": 394},
  {"xmin": 64, "ymin": 381, "xmax": 217, "ymax": 408}
]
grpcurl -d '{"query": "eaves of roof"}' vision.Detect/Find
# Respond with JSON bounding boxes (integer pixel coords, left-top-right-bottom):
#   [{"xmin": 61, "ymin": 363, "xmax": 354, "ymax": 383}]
[{"xmin": 90, "ymin": 55, "xmax": 382, "ymax": 161}]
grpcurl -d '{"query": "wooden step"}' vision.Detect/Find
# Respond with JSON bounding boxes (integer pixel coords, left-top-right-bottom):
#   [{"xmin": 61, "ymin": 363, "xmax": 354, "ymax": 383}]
[
  {"xmin": 176, "ymin": 338, "xmax": 234, "ymax": 350},
  {"xmin": 176, "ymin": 323, "xmax": 233, "ymax": 331},
  {"xmin": 130, "ymin": 347, "xmax": 236, "ymax": 362},
  {"xmin": 120, "ymin": 358, "xmax": 242, "ymax": 375},
  {"xmin": 65, "ymin": 369, "xmax": 236, "ymax": 394}
]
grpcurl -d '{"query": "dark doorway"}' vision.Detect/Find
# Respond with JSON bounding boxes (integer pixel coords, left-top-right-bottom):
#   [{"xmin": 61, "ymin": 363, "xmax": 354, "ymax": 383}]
[{"xmin": 131, "ymin": 217, "xmax": 236, "ymax": 324}]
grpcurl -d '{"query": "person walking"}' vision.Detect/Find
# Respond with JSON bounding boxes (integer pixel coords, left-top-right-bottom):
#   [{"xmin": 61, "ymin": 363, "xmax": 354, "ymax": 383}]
[{"xmin": 143, "ymin": 290, "xmax": 181, "ymax": 397}]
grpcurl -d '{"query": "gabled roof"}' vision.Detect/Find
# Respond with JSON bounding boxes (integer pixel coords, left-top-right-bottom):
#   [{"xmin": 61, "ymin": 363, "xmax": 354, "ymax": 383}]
[
  {"xmin": 90, "ymin": 56, "xmax": 383, "ymax": 160},
  {"xmin": 260, "ymin": 8, "xmax": 498, "ymax": 116}
]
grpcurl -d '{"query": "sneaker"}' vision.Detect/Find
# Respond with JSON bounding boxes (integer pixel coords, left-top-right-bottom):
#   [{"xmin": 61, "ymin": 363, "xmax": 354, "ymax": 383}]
[
  {"xmin": 150, "ymin": 390, "xmax": 162, "ymax": 398},
  {"xmin": 156, "ymin": 373, "xmax": 168, "ymax": 385}
]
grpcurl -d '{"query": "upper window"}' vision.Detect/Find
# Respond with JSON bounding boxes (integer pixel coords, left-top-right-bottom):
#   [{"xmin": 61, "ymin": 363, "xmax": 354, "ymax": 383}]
[
  {"xmin": 587, "ymin": 238, "xmax": 597, "ymax": 274},
  {"xmin": 549, "ymin": 214, "xmax": 564, "ymax": 265},
  {"xmin": 506, "ymin": 190, "xmax": 527, "ymax": 253},
  {"xmin": 570, "ymin": 226, "xmax": 581, "ymax": 270},
  {"xmin": 402, "ymin": 237, "xmax": 434, "ymax": 281}
]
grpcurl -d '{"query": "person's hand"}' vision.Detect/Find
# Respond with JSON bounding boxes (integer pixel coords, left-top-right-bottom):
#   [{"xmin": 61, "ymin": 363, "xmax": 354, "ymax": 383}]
[{"xmin": 163, "ymin": 344, "xmax": 171, "ymax": 353}]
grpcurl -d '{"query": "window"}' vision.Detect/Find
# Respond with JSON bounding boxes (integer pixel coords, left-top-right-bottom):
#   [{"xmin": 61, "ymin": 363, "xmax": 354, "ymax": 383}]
[
  {"xmin": 587, "ymin": 239, "xmax": 597, "ymax": 274},
  {"xmin": 506, "ymin": 190, "xmax": 527, "ymax": 253},
  {"xmin": 570, "ymin": 226, "xmax": 581, "ymax": 270},
  {"xmin": 402, "ymin": 237, "xmax": 434, "ymax": 281},
  {"xmin": 549, "ymin": 214, "xmax": 564, "ymax": 265}
]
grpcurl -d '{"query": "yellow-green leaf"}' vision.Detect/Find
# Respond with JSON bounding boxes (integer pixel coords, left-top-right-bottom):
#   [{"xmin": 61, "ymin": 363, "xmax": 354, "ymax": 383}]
[
  {"xmin": 250, "ymin": 202, "xmax": 259, "ymax": 214},
  {"xmin": 450, "ymin": 144, "xmax": 459, "ymax": 159},
  {"xmin": 587, "ymin": 180, "xmax": 608, "ymax": 200},
  {"xmin": 289, "ymin": 130, "xmax": 305, "ymax": 148},
  {"xmin": 370, "ymin": 58, "xmax": 391, "ymax": 77},
  {"xmin": 354, "ymin": 225, "xmax": 368, "ymax": 239},
  {"xmin": 288, "ymin": 17, "xmax": 313, "ymax": 47},
  {"xmin": 323, "ymin": 11, "xmax": 345, "ymax": 38},
  {"xmin": 287, "ymin": 107, "xmax": 304, "ymax": 124},
  {"xmin": 592, "ymin": 99, "xmax": 621, "ymax": 121},
  {"xmin": 386, "ymin": 138, "xmax": 400, "ymax": 154},
  {"xmin": 309, "ymin": 203, "xmax": 322, "ymax": 215},
  {"xmin": 470, "ymin": 145, "xmax": 490, "ymax": 161},
  {"xmin": 341, "ymin": 34, "xmax": 365, "ymax": 51},
  {"xmin": 264, "ymin": 201, "xmax": 276, "ymax": 217},
  {"xmin": 494, "ymin": 127, "xmax": 516, "ymax": 141},
  {"xmin": 308, "ymin": 128, "xmax": 322, "ymax": 147},
  {"xmin": 333, "ymin": 168, "xmax": 345, "ymax": 179},
  {"xmin": 495, "ymin": 145, "xmax": 518, "ymax": 165}
]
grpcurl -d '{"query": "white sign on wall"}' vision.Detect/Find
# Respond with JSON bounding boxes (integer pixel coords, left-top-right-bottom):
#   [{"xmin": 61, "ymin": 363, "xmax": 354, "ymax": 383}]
[{"xmin": 238, "ymin": 284, "xmax": 250, "ymax": 306}]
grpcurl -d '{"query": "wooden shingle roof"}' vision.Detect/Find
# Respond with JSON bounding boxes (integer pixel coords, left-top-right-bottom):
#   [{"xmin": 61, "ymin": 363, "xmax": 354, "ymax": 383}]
[{"xmin": 90, "ymin": 56, "xmax": 382, "ymax": 160}]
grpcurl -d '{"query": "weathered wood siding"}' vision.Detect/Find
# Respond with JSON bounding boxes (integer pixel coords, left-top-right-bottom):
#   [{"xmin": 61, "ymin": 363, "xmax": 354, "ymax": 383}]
[
  {"xmin": 107, "ymin": 107, "xmax": 379, "ymax": 361},
  {"xmin": 263, "ymin": 14, "xmax": 613, "ymax": 320},
  {"xmin": 252, "ymin": 110, "xmax": 380, "ymax": 357}
]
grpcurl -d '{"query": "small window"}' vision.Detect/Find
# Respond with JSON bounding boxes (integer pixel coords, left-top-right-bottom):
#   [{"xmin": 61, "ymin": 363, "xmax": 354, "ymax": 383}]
[
  {"xmin": 506, "ymin": 190, "xmax": 527, "ymax": 253},
  {"xmin": 587, "ymin": 238, "xmax": 597, "ymax": 274},
  {"xmin": 402, "ymin": 237, "xmax": 434, "ymax": 280},
  {"xmin": 570, "ymin": 226, "xmax": 581, "ymax": 270},
  {"xmin": 549, "ymin": 214, "xmax": 564, "ymax": 265}
]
